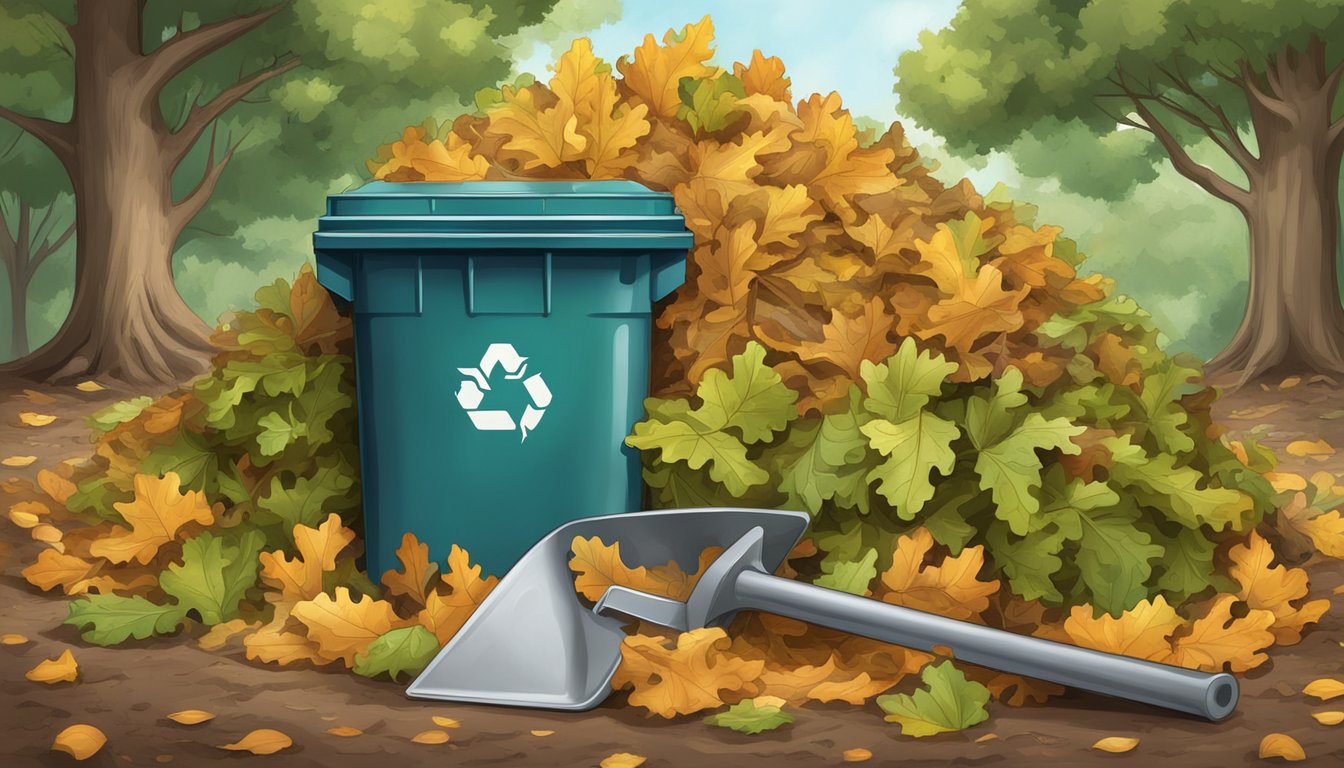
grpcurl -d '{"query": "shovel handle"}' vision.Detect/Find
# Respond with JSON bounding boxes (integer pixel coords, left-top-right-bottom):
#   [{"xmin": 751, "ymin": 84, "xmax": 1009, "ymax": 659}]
[{"xmin": 733, "ymin": 570, "xmax": 1238, "ymax": 721}]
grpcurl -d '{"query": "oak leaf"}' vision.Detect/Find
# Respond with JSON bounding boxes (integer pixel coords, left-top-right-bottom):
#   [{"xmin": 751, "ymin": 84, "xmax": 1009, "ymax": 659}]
[
  {"xmin": 1168, "ymin": 594, "xmax": 1275, "ymax": 673},
  {"xmin": 877, "ymin": 528, "xmax": 999, "ymax": 622},
  {"xmin": 789, "ymin": 297, "xmax": 897, "ymax": 380},
  {"xmin": 381, "ymin": 532, "xmax": 439, "ymax": 608},
  {"xmin": 416, "ymin": 544, "xmax": 498, "ymax": 645},
  {"xmin": 219, "ymin": 729, "xmax": 292, "ymax": 755},
  {"xmin": 244, "ymin": 604, "xmax": 329, "ymax": 667},
  {"xmin": 37, "ymin": 468, "xmax": 77, "ymax": 505},
  {"xmin": 732, "ymin": 50, "xmax": 791, "ymax": 101},
  {"xmin": 21, "ymin": 549, "xmax": 102, "ymax": 594},
  {"xmin": 26, "ymin": 649, "xmax": 78, "ymax": 683},
  {"xmin": 1063, "ymin": 596, "xmax": 1184, "ymax": 661},
  {"xmin": 612, "ymin": 627, "xmax": 764, "ymax": 718},
  {"xmin": 616, "ymin": 16, "xmax": 717, "ymax": 119},
  {"xmin": 258, "ymin": 513, "xmax": 356, "ymax": 603},
  {"xmin": 88, "ymin": 473, "xmax": 213, "ymax": 565},
  {"xmin": 1092, "ymin": 737, "xmax": 1139, "ymax": 753},
  {"xmin": 1229, "ymin": 532, "xmax": 1329, "ymax": 644},
  {"xmin": 292, "ymin": 587, "xmax": 403, "ymax": 667}
]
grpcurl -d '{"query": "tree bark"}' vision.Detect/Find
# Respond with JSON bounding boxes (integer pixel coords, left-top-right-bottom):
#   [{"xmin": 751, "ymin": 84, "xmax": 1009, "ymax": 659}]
[
  {"xmin": 0, "ymin": 0, "xmax": 294, "ymax": 386},
  {"xmin": 1206, "ymin": 43, "xmax": 1344, "ymax": 384}
]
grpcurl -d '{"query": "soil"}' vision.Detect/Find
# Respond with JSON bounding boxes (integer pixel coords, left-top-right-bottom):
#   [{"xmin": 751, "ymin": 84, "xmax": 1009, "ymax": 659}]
[{"xmin": 1, "ymin": 377, "xmax": 1342, "ymax": 767}]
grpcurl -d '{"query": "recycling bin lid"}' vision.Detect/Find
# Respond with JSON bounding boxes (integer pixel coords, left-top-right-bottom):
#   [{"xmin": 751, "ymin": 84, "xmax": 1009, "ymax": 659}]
[{"xmin": 314, "ymin": 180, "xmax": 694, "ymax": 251}]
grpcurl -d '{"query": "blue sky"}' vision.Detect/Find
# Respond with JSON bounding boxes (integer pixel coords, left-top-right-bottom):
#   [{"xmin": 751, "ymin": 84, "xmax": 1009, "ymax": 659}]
[{"xmin": 513, "ymin": 0, "xmax": 961, "ymax": 122}]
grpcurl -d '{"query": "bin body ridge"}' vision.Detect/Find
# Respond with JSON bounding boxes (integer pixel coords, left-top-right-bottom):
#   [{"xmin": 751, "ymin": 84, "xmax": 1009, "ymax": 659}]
[{"xmin": 314, "ymin": 181, "xmax": 691, "ymax": 577}]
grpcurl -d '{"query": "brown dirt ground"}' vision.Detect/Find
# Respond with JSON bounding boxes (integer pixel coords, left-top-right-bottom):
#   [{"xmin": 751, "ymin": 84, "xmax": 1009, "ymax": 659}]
[{"xmin": 1, "ymin": 377, "xmax": 1342, "ymax": 768}]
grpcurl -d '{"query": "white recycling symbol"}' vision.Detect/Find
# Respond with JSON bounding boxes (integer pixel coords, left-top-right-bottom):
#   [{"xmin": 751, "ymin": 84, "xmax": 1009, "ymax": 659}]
[{"xmin": 455, "ymin": 343, "xmax": 551, "ymax": 443}]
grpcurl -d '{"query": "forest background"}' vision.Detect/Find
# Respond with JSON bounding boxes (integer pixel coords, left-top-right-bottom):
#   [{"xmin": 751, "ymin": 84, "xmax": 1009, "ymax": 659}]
[{"xmin": 1, "ymin": 0, "xmax": 1314, "ymax": 364}]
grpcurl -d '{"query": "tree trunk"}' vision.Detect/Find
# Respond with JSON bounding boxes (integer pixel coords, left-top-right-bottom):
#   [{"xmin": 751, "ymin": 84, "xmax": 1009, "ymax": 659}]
[
  {"xmin": 0, "ymin": 0, "xmax": 213, "ymax": 386},
  {"xmin": 1206, "ymin": 46, "xmax": 1344, "ymax": 384},
  {"xmin": 8, "ymin": 250, "xmax": 29, "ymax": 359}
]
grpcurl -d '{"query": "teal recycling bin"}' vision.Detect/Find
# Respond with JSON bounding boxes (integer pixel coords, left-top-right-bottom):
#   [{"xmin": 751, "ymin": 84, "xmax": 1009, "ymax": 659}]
[{"xmin": 313, "ymin": 180, "xmax": 692, "ymax": 578}]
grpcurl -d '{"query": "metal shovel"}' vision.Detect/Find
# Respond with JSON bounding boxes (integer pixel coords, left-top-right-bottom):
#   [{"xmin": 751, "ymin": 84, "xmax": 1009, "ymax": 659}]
[{"xmin": 407, "ymin": 508, "xmax": 1238, "ymax": 721}]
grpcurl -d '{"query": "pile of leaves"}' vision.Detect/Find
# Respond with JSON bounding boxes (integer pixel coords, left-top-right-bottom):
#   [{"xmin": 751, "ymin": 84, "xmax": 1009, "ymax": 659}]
[{"xmin": 6, "ymin": 16, "xmax": 1339, "ymax": 737}]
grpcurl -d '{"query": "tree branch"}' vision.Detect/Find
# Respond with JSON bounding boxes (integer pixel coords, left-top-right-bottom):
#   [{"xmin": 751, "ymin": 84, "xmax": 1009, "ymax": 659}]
[
  {"xmin": 1330, "ymin": 116, "xmax": 1344, "ymax": 152},
  {"xmin": 137, "ymin": 2, "xmax": 291, "ymax": 98},
  {"xmin": 0, "ymin": 106, "xmax": 76, "ymax": 167},
  {"xmin": 164, "ymin": 57, "xmax": 299, "ymax": 169},
  {"xmin": 1160, "ymin": 61, "xmax": 1258, "ymax": 168},
  {"xmin": 1238, "ymin": 59, "xmax": 1297, "ymax": 123},
  {"xmin": 1123, "ymin": 91, "xmax": 1251, "ymax": 211},
  {"xmin": 170, "ymin": 124, "xmax": 241, "ymax": 233},
  {"xmin": 26, "ymin": 220, "xmax": 74, "ymax": 282}
]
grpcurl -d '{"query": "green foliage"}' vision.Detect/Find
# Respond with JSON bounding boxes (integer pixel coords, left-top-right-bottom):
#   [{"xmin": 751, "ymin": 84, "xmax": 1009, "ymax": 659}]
[
  {"xmin": 159, "ymin": 530, "xmax": 266, "ymax": 625},
  {"xmin": 353, "ymin": 626, "xmax": 440, "ymax": 682},
  {"xmin": 628, "ymin": 330, "xmax": 1274, "ymax": 616},
  {"xmin": 65, "ymin": 594, "xmax": 187, "ymax": 646},
  {"xmin": 704, "ymin": 699, "xmax": 795, "ymax": 734},
  {"xmin": 876, "ymin": 660, "xmax": 990, "ymax": 737}
]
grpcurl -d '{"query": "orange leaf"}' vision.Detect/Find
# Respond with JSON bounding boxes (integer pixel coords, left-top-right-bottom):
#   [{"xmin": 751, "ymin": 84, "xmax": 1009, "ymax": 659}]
[
  {"xmin": 292, "ymin": 587, "xmax": 403, "ymax": 667},
  {"xmin": 259, "ymin": 513, "xmax": 356, "ymax": 602},
  {"xmin": 37, "ymin": 469, "xmax": 77, "ymax": 505},
  {"xmin": 51, "ymin": 724, "xmax": 106, "ymax": 760},
  {"xmin": 1303, "ymin": 678, "xmax": 1344, "ymax": 701},
  {"xmin": 1168, "ymin": 594, "xmax": 1275, "ymax": 673},
  {"xmin": 1092, "ymin": 736, "xmax": 1139, "ymax": 753},
  {"xmin": 1229, "ymin": 532, "xmax": 1329, "ymax": 644},
  {"xmin": 616, "ymin": 16, "xmax": 717, "ymax": 119},
  {"xmin": 219, "ymin": 729, "xmax": 292, "ymax": 755},
  {"xmin": 18, "ymin": 411, "xmax": 57, "ymax": 426},
  {"xmin": 27, "ymin": 649, "xmax": 78, "ymax": 683},
  {"xmin": 1258, "ymin": 733, "xmax": 1305, "ymax": 761},
  {"xmin": 732, "ymin": 50, "xmax": 791, "ymax": 102},
  {"xmin": 1286, "ymin": 439, "xmax": 1333, "ymax": 459},
  {"xmin": 842, "ymin": 748, "xmax": 873, "ymax": 762},
  {"xmin": 569, "ymin": 535, "xmax": 690, "ymax": 602},
  {"xmin": 2, "ymin": 455, "xmax": 37, "ymax": 467},
  {"xmin": 327, "ymin": 726, "xmax": 362, "ymax": 737},
  {"xmin": 416, "ymin": 544, "xmax": 499, "ymax": 644},
  {"xmin": 788, "ymin": 296, "xmax": 897, "ymax": 380},
  {"xmin": 381, "ymin": 533, "xmax": 439, "ymax": 608},
  {"xmin": 243, "ymin": 606, "xmax": 330, "ymax": 668},
  {"xmin": 166, "ymin": 710, "xmax": 215, "ymax": 725},
  {"xmin": 611, "ymin": 628, "xmax": 764, "ymax": 718},
  {"xmin": 877, "ymin": 528, "xmax": 1000, "ymax": 622},
  {"xmin": 1064, "ymin": 596, "xmax": 1184, "ymax": 661},
  {"xmin": 21, "ymin": 549, "xmax": 102, "ymax": 594},
  {"xmin": 88, "ymin": 473, "xmax": 213, "ymax": 565},
  {"xmin": 410, "ymin": 730, "xmax": 450, "ymax": 744}
]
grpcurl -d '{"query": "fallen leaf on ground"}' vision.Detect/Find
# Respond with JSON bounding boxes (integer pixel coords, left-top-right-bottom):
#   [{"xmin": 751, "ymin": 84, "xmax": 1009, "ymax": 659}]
[
  {"xmin": 705, "ymin": 698, "xmax": 795, "ymax": 734},
  {"xmin": 1092, "ymin": 736, "xmax": 1139, "ymax": 753},
  {"xmin": 1228, "ymin": 404, "xmax": 1289, "ymax": 420},
  {"xmin": 1064, "ymin": 596, "xmax": 1182, "ymax": 660},
  {"xmin": 842, "ymin": 748, "xmax": 873, "ymax": 762},
  {"xmin": 1, "ymin": 633, "xmax": 29, "ymax": 644},
  {"xmin": 382, "ymin": 533, "xmax": 439, "ymax": 607},
  {"xmin": 88, "ymin": 473, "xmax": 214, "ymax": 564},
  {"xmin": 1310, "ymin": 711, "xmax": 1343, "ymax": 725},
  {"xmin": 531, "ymin": 729, "xmax": 555, "ymax": 736},
  {"xmin": 75, "ymin": 381, "xmax": 106, "ymax": 392},
  {"xmin": 1229, "ymin": 532, "xmax": 1330, "ymax": 644},
  {"xmin": 600, "ymin": 754, "xmax": 646, "ymax": 768},
  {"xmin": 1258, "ymin": 733, "xmax": 1305, "ymax": 761},
  {"xmin": 26, "ymin": 649, "xmax": 78, "ymax": 683},
  {"xmin": 51, "ymin": 724, "xmax": 106, "ymax": 760},
  {"xmin": 1264, "ymin": 472, "xmax": 1307, "ymax": 492},
  {"xmin": 877, "ymin": 528, "xmax": 999, "ymax": 622},
  {"xmin": 21, "ymin": 388, "xmax": 56, "ymax": 404},
  {"xmin": 9, "ymin": 504, "xmax": 44, "ymax": 529},
  {"xmin": 166, "ymin": 710, "xmax": 215, "ymax": 725},
  {"xmin": 1304, "ymin": 678, "xmax": 1344, "ymax": 701},
  {"xmin": 1279, "ymin": 376, "xmax": 1301, "ymax": 389},
  {"xmin": 37, "ymin": 469, "xmax": 77, "ymax": 505},
  {"xmin": 18, "ymin": 412, "xmax": 57, "ymax": 426},
  {"xmin": 31, "ymin": 524, "xmax": 63, "ymax": 543},
  {"xmin": 975, "ymin": 733, "xmax": 998, "ymax": 743},
  {"xmin": 326, "ymin": 726, "xmax": 362, "ymax": 737},
  {"xmin": 291, "ymin": 587, "xmax": 401, "ymax": 667},
  {"xmin": 611, "ymin": 627, "xmax": 764, "ymax": 717},
  {"xmin": 431, "ymin": 716, "xmax": 460, "ymax": 728},
  {"xmin": 1285, "ymin": 439, "xmax": 1334, "ymax": 459},
  {"xmin": 2, "ymin": 456, "xmax": 37, "ymax": 467},
  {"xmin": 219, "ymin": 729, "xmax": 292, "ymax": 755},
  {"xmin": 1319, "ymin": 409, "xmax": 1344, "ymax": 420},
  {"xmin": 876, "ymin": 660, "xmax": 990, "ymax": 737},
  {"xmin": 198, "ymin": 619, "xmax": 261, "ymax": 651},
  {"xmin": 410, "ymin": 730, "xmax": 450, "ymax": 744},
  {"xmin": 1167, "ymin": 594, "xmax": 1275, "ymax": 672}
]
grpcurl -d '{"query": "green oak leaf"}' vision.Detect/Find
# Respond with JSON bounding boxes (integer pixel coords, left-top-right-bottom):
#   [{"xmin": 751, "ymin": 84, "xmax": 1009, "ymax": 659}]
[
  {"xmin": 256, "ymin": 406, "xmax": 307, "ymax": 456},
  {"xmin": 777, "ymin": 385, "xmax": 871, "ymax": 514},
  {"xmin": 678, "ymin": 73, "xmax": 748, "ymax": 135},
  {"xmin": 986, "ymin": 518, "xmax": 1069, "ymax": 603},
  {"xmin": 964, "ymin": 366, "xmax": 1027, "ymax": 448},
  {"xmin": 974, "ymin": 413, "xmax": 1083, "ymax": 535},
  {"xmin": 87, "ymin": 396, "xmax": 154, "ymax": 432},
  {"xmin": 1145, "ymin": 523, "xmax": 1217, "ymax": 603},
  {"xmin": 65, "ymin": 594, "xmax": 187, "ymax": 646},
  {"xmin": 877, "ymin": 661, "xmax": 990, "ymax": 737},
  {"xmin": 861, "ymin": 338, "xmax": 958, "ymax": 422},
  {"xmin": 353, "ymin": 625, "xmax": 441, "ymax": 681},
  {"xmin": 862, "ymin": 412, "xmax": 959, "ymax": 519},
  {"xmin": 695, "ymin": 342, "xmax": 798, "ymax": 444},
  {"xmin": 256, "ymin": 455, "xmax": 358, "ymax": 534},
  {"xmin": 705, "ymin": 699, "xmax": 795, "ymax": 735},
  {"xmin": 627, "ymin": 401, "xmax": 769, "ymax": 497},
  {"xmin": 1106, "ymin": 439, "xmax": 1252, "ymax": 531},
  {"xmin": 294, "ymin": 360, "xmax": 353, "ymax": 449},
  {"xmin": 1070, "ymin": 498, "xmax": 1163, "ymax": 616},
  {"xmin": 1134, "ymin": 358, "xmax": 1202, "ymax": 455},
  {"xmin": 143, "ymin": 429, "xmax": 220, "ymax": 493},
  {"xmin": 814, "ymin": 548, "xmax": 878, "ymax": 595},
  {"xmin": 159, "ymin": 530, "xmax": 266, "ymax": 625}
]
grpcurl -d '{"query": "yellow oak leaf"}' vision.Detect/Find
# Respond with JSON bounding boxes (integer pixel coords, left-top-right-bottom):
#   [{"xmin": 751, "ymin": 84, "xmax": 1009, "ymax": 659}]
[
  {"xmin": 37, "ymin": 468, "xmax": 77, "ymax": 505},
  {"xmin": 259, "ymin": 513, "xmax": 356, "ymax": 603},
  {"xmin": 732, "ymin": 50, "xmax": 791, "ymax": 101},
  {"xmin": 381, "ymin": 532, "xmax": 439, "ymax": 608},
  {"xmin": 755, "ymin": 657, "xmax": 842, "ymax": 704},
  {"xmin": 753, "ymin": 184, "xmax": 823, "ymax": 249},
  {"xmin": 915, "ymin": 262, "xmax": 1027, "ymax": 354},
  {"xmin": 21, "ymin": 549, "xmax": 102, "ymax": 594},
  {"xmin": 992, "ymin": 224, "xmax": 1072, "ymax": 289},
  {"xmin": 292, "ymin": 587, "xmax": 403, "ymax": 668},
  {"xmin": 8, "ymin": 500, "xmax": 47, "ymax": 528},
  {"xmin": 485, "ymin": 84, "xmax": 586, "ymax": 170},
  {"xmin": 807, "ymin": 668, "xmax": 903, "ymax": 705},
  {"xmin": 688, "ymin": 127, "xmax": 794, "ymax": 200},
  {"xmin": 1299, "ymin": 509, "xmax": 1344, "ymax": 559},
  {"xmin": 569, "ymin": 536, "xmax": 721, "ymax": 604},
  {"xmin": 410, "ymin": 730, "xmax": 450, "ymax": 744},
  {"xmin": 88, "ymin": 473, "xmax": 213, "ymax": 565},
  {"xmin": 877, "ymin": 528, "xmax": 1000, "ymax": 622},
  {"xmin": 26, "ymin": 649, "xmax": 78, "ymax": 683},
  {"xmin": 616, "ymin": 15, "xmax": 717, "ymax": 119},
  {"xmin": 1092, "ymin": 737, "xmax": 1139, "ymax": 753},
  {"xmin": 18, "ymin": 411, "xmax": 57, "ymax": 426},
  {"xmin": 410, "ymin": 136, "xmax": 489, "ymax": 181},
  {"xmin": 243, "ymin": 605, "xmax": 329, "ymax": 667},
  {"xmin": 551, "ymin": 39, "xmax": 651, "ymax": 178},
  {"xmin": 788, "ymin": 296, "xmax": 897, "ymax": 380},
  {"xmin": 198, "ymin": 618, "xmax": 261, "ymax": 651},
  {"xmin": 416, "ymin": 545, "xmax": 498, "ymax": 645},
  {"xmin": 611, "ymin": 627, "xmax": 764, "ymax": 718},
  {"xmin": 1063, "ymin": 596, "xmax": 1185, "ymax": 661},
  {"xmin": 793, "ymin": 92, "xmax": 899, "ymax": 205},
  {"xmin": 1304, "ymin": 678, "xmax": 1344, "ymax": 701},
  {"xmin": 1168, "ymin": 594, "xmax": 1275, "ymax": 673},
  {"xmin": 1229, "ymin": 532, "xmax": 1329, "ymax": 644},
  {"xmin": 600, "ymin": 753, "xmax": 647, "ymax": 768}
]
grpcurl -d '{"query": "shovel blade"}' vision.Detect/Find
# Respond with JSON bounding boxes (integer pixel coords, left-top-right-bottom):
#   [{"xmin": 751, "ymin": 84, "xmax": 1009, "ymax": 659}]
[{"xmin": 406, "ymin": 508, "xmax": 809, "ymax": 709}]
